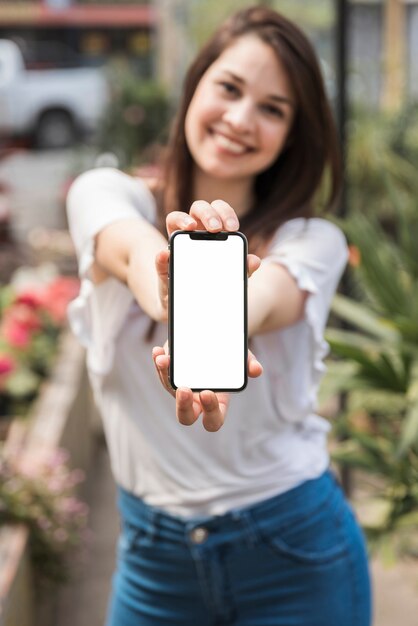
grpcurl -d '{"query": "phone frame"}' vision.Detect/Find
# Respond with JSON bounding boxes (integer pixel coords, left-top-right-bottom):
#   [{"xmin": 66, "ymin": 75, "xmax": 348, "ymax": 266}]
[{"xmin": 168, "ymin": 230, "xmax": 248, "ymax": 393}]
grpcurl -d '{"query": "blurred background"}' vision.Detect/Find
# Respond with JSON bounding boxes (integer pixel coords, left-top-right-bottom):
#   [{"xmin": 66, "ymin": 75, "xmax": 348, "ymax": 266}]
[{"xmin": 0, "ymin": 2, "xmax": 417, "ymax": 626}]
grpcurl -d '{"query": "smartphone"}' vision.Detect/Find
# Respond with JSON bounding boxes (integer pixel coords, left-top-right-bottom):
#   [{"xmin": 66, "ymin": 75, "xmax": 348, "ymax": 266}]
[{"xmin": 168, "ymin": 230, "xmax": 247, "ymax": 392}]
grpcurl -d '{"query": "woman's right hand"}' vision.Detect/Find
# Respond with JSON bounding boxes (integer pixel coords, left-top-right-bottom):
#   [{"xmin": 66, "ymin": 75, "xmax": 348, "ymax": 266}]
[{"xmin": 152, "ymin": 342, "xmax": 262, "ymax": 432}]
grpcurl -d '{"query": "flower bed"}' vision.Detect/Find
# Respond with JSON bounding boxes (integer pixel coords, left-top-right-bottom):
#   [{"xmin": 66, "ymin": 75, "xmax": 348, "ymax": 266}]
[
  {"xmin": 0, "ymin": 268, "xmax": 79, "ymax": 424},
  {"xmin": 0, "ymin": 268, "xmax": 96, "ymax": 626}
]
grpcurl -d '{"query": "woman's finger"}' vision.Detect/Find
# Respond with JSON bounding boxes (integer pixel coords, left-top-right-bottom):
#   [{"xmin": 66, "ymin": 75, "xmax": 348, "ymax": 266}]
[
  {"xmin": 155, "ymin": 249, "xmax": 170, "ymax": 320},
  {"xmin": 247, "ymin": 254, "xmax": 261, "ymax": 278},
  {"xmin": 152, "ymin": 346, "xmax": 174, "ymax": 397},
  {"xmin": 155, "ymin": 249, "xmax": 169, "ymax": 279},
  {"xmin": 199, "ymin": 390, "xmax": 228, "ymax": 432},
  {"xmin": 248, "ymin": 350, "xmax": 263, "ymax": 378},
  {"xmin": 210, "ymin": 199, "xmax": 240, "ymax": 231},
  {"xmin": 176, "ymin": 387, "xmax": 200, "ymax": 426},
  {"xmin": 166, "ymin": 211, "xmax": 197, "ymax": 237},
  {"xmin": 189, "ymin": 200, "xmax": 238, "ymax": 233}
]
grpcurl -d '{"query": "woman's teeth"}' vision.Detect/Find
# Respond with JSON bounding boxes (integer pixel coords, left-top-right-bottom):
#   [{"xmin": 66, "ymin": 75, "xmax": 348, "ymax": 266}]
[{"xmin": 213, "ymin": 132, "xmax": 247, "ymax": 154}]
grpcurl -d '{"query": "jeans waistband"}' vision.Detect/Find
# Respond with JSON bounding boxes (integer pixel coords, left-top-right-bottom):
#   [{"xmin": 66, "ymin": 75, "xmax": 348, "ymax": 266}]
[{"xmin": 117, "ymin": 469, "xmax": 338, "ymax": 538}]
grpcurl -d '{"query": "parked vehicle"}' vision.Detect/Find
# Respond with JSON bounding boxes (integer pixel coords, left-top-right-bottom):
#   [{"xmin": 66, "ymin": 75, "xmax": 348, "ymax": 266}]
[{"xmin": 0, "ymin": 39, "xmax": 108, "ymax": 149}]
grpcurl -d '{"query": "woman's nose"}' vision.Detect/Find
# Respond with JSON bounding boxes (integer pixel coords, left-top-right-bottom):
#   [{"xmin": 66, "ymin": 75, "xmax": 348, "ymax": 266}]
[{"xmin": 222, "ymin": 99, "xmax": 255, "ymax": 133}]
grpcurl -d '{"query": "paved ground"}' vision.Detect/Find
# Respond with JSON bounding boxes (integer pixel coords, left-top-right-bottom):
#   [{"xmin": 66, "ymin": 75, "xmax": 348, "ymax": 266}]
[
  {"xmin": 0, "ymin": 146, "xmax": 97, "ymax": 244},
  {"xmin": 53, "ymin": 438, "xmax": 118, "ymax": 626}
]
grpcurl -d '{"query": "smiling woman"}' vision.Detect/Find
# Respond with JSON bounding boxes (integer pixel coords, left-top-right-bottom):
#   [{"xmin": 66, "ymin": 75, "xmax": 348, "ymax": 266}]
[{"xmin": 66, "ymin": 6, "xmax": 371, "ymax": 626}]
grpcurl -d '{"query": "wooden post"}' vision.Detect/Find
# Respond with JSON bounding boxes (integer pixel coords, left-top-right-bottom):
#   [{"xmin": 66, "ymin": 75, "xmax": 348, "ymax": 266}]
[{"xmin": 382, "ymin": 0, "xmax": 406, "ymax": 111}]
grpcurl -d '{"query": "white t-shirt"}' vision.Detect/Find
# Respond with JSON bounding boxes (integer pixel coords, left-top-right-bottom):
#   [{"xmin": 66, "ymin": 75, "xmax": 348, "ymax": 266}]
[{"xmin": 67, "ymin": 167, "xmax": 348, "ymax": 518}]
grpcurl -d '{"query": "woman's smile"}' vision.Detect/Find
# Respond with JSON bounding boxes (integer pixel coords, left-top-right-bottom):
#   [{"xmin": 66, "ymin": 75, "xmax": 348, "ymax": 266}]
[{"xmin": 208, "ymin": 127, "xmax": 254, "ymax": 156}]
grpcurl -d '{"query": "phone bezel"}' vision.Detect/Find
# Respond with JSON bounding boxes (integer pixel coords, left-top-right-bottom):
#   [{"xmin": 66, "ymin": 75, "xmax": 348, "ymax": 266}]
[{"xmin": 168, "ymin": 230, "xmax": 248, "ymax": 393}]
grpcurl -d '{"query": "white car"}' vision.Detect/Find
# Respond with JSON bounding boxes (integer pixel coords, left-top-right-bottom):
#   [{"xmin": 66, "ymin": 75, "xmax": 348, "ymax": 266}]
[{"xmin": 0, "ymin": 39, "xmax": 109, "ymax": 148}]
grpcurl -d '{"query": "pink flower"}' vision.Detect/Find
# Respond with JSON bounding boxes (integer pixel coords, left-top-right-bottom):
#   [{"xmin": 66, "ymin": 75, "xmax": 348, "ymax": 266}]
[
  {"xmin": 54, "ymin": 528, "xmax": 69, "ymax": 543},
  {"xmin": 1, "ymin": 301, "xmax": 43, "ymax": 348},
  {"xmin": 0, "ymin": 354, "xmax": 15, "ymax": 376},
  {"xmin": 2, "ymin": 318, "xmax": 31, "ymax": 348},
  {"xmin": 42, "ymin": 277, "xmax": 80, "ymax": 324}
]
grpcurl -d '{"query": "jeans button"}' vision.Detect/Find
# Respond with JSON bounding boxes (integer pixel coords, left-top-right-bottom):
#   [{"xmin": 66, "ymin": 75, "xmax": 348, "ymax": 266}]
[{"xmin": 189, "ymin": 527, "xmax": 209, "ymax": 544}]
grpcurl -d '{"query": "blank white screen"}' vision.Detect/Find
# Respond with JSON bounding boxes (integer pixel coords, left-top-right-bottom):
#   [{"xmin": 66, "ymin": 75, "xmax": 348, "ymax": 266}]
[{"xmin": 171, "ymin": 233, "xmax": 246, "ymax": 390}]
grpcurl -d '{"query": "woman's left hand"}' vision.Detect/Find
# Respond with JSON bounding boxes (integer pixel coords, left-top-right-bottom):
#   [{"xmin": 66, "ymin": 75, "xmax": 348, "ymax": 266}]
[{"xmin": 152, "ymin": 343, "xmax": 263, "ymax": 432}]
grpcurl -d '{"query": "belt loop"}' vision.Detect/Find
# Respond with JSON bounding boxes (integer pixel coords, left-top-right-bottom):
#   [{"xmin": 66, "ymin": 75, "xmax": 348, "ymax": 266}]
[
  {"xmin": 145, "ymin": 505, "xmax": 159, "ymax": 543},
  {"xmin": 233, "ymin": 509, "xmax": 259, "ymax": 546}
]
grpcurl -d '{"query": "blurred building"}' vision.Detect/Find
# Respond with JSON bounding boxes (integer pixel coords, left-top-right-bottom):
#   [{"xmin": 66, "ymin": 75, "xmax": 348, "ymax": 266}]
[
  {"xmin": 0, "ymin": 0, "xmax": 157, "ymax": 77},
  {"xmin": 0, "ymin": 1, "xmax": 417, "ymax": 106},
  {"xmin": 350, "ymin": 0, "xmax": 418, "ymax": 107}
]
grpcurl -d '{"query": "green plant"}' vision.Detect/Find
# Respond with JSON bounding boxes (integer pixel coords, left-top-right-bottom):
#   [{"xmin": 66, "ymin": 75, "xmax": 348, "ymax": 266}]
[
  {"xmin": 323, "ymin": 203, "xmax": 418, "ymax": 557},
  {"xmin": 347, "ymin": 106, "xmax": 418, "ymax": 221},
  {"xmin": 97, "ymin": 67, "xmax": 171, "ymax": 168}
]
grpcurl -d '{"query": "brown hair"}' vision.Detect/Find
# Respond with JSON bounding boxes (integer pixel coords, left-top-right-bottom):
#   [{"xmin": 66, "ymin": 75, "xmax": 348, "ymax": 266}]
[{"xmin": 158, "ymin": 5, "xmax": 342, "ymax": 255}]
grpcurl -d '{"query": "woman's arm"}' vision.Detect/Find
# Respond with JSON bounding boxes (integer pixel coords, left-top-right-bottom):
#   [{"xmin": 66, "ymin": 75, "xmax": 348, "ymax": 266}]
[
  {"xmin": 67, "ymin": 167, "xmax": 197, "ymax": 322},
  {"xmin": 162, "ymin": 199, "xmax": 308, "ymax": 335},
  {"xmin": 247, "ymin": 262, "xmax": 308, "ymax": 336},
  {"xmin": 94, "ymin": 216, "xmax": 194, "ymax": 322}
]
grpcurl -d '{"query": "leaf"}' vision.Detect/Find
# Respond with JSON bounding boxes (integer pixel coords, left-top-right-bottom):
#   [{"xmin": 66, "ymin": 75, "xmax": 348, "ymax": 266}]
[
  {"xmin": 395, "ymin": 511, "xmax": 418, "ymax": 529},
  {"xmin": 331, "ymin": 444, "xmax": 389, "ymax": 475},
  {"xmin": 0, "ymin": 285, "xmax": 15, "ymax": 317},
  {"xmin": 377, "ymin": 353, "xmax": 407, "ymax": 392},
  {"xmin": 325, "ymin": 328, "xmax": 387, "ymax": 352},
  {"xmin": 355, "ymin": 497, "xmax": 392, "ymax": 530},
  {"xmin": 379, "ymin": 536, "xmax": 398, "ymax": 568},
  {"xmin": 343, "ymin": 213, "xmax": 411, "ymax": 315},
  {"xmin": 331, "ymin": 294, "xmax": 399, "ymax": 341},
  {"xmin": 397, "ymin": 401, "xmax": 418, "ymax": 457},
  {"xmin": 319, "ymin": 361, "xmax": 360, "ymax": 405},
  {"xmin": 5, "ymin": 368, "xmax": 40, "ymax": 399}
]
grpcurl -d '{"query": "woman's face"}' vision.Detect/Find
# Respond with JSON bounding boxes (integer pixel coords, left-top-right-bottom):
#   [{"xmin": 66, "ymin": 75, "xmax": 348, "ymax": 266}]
[{"xmin": 185, "ymin": 35, "xmax": 295, "ymax": 184}]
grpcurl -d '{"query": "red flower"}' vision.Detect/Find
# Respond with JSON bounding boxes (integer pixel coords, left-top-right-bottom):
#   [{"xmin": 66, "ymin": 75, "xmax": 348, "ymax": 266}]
[
  {"xmin": 1, "ymin": 302, "xmax": 43, "ymax": 348},
  {"xmin": 15, "ymin": 290, "xmax": 45, "ymax": 310},
  {"xmin": 0, "ymin": 354, "xmax": 15, "ymax": 376},
  {"xmin": 42, "ymin": 277, "xmax": 80, "ymax": 324},
  {"xmin": 2, "ymin": 318, "xmax": 32, "ymax": 348}
]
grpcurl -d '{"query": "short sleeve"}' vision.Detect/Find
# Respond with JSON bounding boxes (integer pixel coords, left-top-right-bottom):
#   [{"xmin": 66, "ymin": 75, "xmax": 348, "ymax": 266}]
[
  {"xmin": 66, "ymin": 167, "xmax": 157, "ymax": 375},
  {"xmin": 255, "ymin": 218, "xmax": 348, "ymax": 423}
]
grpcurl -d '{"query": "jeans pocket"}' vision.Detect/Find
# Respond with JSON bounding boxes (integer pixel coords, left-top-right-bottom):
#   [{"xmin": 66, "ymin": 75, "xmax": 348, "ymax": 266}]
[
  {"xmin": 118, "ymin": 521, "xmax": 147, "ymax": 556},
  {"xmin": 254, "ymin": 493, "xmax": 349, "ymax": 565}
]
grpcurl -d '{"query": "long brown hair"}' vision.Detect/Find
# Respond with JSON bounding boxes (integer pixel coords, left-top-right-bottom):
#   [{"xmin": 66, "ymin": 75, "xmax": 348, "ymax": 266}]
[{"xmin": 159, "ymin": 5, "xmax": 342, "ymax": 255}]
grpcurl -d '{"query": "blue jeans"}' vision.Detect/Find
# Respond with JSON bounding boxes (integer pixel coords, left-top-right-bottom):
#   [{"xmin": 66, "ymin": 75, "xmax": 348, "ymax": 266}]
[{"xmin": 106, "ymin": 471, "xmax": 372, "ymax": 626}]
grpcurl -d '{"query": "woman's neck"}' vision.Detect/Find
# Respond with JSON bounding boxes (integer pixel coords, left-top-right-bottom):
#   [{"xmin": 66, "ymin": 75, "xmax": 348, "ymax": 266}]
[{"xmin": 192, "ymin": 168, "xmax": 254, "ymax": 218}]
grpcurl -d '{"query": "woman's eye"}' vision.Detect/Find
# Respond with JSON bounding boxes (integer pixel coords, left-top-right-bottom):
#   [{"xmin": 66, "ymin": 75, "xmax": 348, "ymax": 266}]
[
  {"xmin": 218, "ymin": 81, "xmax": 240, "ymax": 96},
  {"xmin": 261, "ymin": 104, "xmax": 284, "ymax": 118}
]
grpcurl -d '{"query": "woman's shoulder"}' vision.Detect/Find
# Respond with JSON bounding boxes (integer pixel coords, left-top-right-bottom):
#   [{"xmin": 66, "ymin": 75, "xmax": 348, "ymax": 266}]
[
  {"xmin": 71, "ymin": 166, "xmax": 155, "ymax": 199},
  {"xmin": 270, "ymin": 217, "xmax": 347, "ymax": 251},
  {"xmin": 68, "ymin": 167, "xmax": 157, "ymax": 222}
]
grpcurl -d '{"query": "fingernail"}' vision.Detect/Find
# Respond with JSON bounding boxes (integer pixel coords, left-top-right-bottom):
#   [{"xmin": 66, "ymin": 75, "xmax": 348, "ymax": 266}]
[
  {"xmin": 226, "ymin": 218, "xmax": 239, "ymax": 229},
  {"xmin": 209, "ymin": 217, "xmax": 221, "ymax": 229},
  {"xmin": 183, "ymin": 216, "xmax": 194, "ymax": 226}
]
